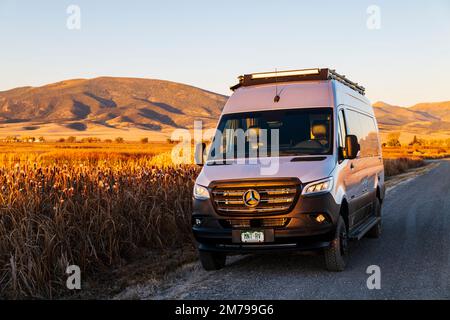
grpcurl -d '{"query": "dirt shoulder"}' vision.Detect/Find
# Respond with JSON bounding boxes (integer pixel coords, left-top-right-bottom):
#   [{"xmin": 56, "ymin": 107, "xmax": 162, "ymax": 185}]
[{"xmin": 66, "ymin": 245, "xmax": 197, "ymax": 299}]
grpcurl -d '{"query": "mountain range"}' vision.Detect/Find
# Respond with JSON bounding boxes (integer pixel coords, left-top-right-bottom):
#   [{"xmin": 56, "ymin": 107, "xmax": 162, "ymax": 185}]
[
  {"xmin": 0, "ymin": 77, "xmax": 226, "ymax": 140},
  {"xmin": 372, "ymin": 101, "xmax": 450, "ymax": 142},
  {"xmin": 0, "ymin": 77, "xmax": 449, "ymax": 142}
]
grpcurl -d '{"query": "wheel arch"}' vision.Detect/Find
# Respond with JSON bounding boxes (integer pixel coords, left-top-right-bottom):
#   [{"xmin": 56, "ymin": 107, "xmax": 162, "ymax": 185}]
[
  {"xmin": 376, "ymin": 186, "xmax": 383, "ymax": 203},
  {"xmin": 339, "ymin": 198, "xmax": 350, "ymax": 231}
]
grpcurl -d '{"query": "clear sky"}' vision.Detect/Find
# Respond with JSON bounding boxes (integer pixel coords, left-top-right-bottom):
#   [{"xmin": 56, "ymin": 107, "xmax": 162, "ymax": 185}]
[{"xmin": 0, "ymin": 0, "xmax": 449, "ymax": 106}]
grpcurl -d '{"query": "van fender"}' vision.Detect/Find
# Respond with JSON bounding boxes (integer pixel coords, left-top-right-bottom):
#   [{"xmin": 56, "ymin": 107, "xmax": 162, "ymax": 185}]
[
  {"xmin": 330, "ymin": 186, "xmax": 349, "ymax": 229},
  {"xmin": 332, "ymin": 182, "xmax": 346, "ymax": 206}
]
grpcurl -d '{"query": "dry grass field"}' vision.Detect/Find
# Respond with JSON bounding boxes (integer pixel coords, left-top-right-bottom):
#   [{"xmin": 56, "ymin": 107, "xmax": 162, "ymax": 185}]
[
  {"xmin": 0, "ymin": 141, "xmax": 448, "ymax": 298},
  {"xmin": 0, "ymin": 142, "xmax": 198, "ymax": 298},
  {"xmin": 382, "ymin": 145, "xmax": 450, "ymax": 160},
  {"xmin": 382, "ymin": 144, "xmax": 450, "ymax": 176},
  {"xmin": 0, "ymin": 141, "xmax": 173, "ymax": 163}
]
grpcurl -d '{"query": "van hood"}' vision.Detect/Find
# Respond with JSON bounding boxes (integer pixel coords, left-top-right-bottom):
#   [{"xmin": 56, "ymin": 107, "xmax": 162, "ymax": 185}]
[{"xmin": 196, "ymin": 155, "xmax": 336, "ymax": 187}]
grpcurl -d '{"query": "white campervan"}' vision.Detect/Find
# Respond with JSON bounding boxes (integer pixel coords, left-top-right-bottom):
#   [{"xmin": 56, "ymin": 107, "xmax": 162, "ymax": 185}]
[{"xmin": 192, "ymin": 68, "xmax": 384, "ymax": 271}]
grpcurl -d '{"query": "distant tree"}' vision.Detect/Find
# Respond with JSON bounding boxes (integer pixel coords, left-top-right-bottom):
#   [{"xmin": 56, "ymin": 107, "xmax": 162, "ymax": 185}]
[
  {"xmin": 386, "ymin": 132, "xmax": 401, "ymax": 147},
  {"xmin": 38, "ymin": 136, "xmax": 45, "ymax": 143},
  {"xmin": 409, "ymin": 135, "xmax": 421, "ymax": 147},
  {"xmin": 166, "ymin": 138, "xmax": 176, "ymax": 144},
  {"xmin": 104, "ymin": 139, "xmax": 113, "ymax": 143},
  {"xmin": 81, "ymin": 137, "xmax": 101, "ymax": 143},
  {"xmin": 115, "ymin": 137, "xmax": 125, "ymax": 143},
  {"xmin": 140, "ymin": 137, "xmax": 149, "ymax": 144},
  {"xmin": 58, "ymin": 138, "xmax": 66, "ymax": 143},
  {"xmin": 67, "ymin": 136, "xmax": 77, "ymax": 143}
]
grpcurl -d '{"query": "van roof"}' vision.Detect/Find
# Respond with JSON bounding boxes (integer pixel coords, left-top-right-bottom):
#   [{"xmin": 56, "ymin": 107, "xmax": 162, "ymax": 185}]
[
  {"xmin": 223, "ymin": 80, "xmax": 334, "ymax": 114},
  {"xmin": 222, "ymin": 78, "xmax": 372, "ymax": 116},
  {"xmin": 230, "ymin": 68, "xmax": 365, "ymax": 96}
]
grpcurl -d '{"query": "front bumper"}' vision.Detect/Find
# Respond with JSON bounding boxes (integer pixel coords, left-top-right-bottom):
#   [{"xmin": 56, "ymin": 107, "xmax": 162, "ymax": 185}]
[{"xmin": 192, "ymin": 192, "xmax": 341, "ymax": 254}]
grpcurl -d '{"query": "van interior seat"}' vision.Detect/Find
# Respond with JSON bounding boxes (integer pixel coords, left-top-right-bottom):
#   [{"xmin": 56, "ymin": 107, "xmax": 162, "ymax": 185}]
[{"xmin": 311, "ymin": 121, "xmax": 328, "ymax": 146}]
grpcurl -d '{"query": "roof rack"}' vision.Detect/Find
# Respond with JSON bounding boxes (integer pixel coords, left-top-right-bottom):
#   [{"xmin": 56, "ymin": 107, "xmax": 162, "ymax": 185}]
[{"xmin": 230, "ymin": 68, "xmax": 365, "ymax": 95}]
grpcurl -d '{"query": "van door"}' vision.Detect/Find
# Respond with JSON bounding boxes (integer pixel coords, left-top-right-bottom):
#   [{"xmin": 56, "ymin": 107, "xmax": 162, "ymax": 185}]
[
  {"xmin": 341, "ymin": 109, "xmax": 368, "ymax": 228},
  {"xmin": 360, "ymin": 116, "xmax": 383, "ymax": 217},
  {"xmin": 338, "ymin": 109, "xmax": 361, "ymax": 229}
]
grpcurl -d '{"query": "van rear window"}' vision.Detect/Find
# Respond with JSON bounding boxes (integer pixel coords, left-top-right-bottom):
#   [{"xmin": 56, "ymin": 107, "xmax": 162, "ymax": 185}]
[{"xmin": 209, "ymin": 108, "xmax": 333, "ymax": 159}]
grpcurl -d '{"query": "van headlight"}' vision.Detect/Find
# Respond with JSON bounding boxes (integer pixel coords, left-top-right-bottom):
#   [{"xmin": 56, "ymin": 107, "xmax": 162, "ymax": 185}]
[
  {"xmin": 302, "ymin": 177, "xmax": 334, "ymax": 196},
  {"xmin": 193, "ymin": 184, "xmax": 210, "ymax": 200}
]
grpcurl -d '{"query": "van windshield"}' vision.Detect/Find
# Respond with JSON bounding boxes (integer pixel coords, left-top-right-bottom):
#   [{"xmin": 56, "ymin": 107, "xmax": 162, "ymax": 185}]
[{"xmin": 208, "ymin": 108, "xmax": 333, "ymax": 160}]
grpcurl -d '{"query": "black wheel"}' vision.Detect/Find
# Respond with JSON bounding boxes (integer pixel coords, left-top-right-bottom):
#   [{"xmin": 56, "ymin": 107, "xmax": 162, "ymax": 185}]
[
  {"xmin": 199, "ymin": 251, "xmax": 226, "ymax": 271},
  {"xmin": 324, "ymin": 216, "xmax": 348, "ymax": 272},
  {"xmin": 367, "ymin": 198, "xmax": 382, "ymax": 238}
]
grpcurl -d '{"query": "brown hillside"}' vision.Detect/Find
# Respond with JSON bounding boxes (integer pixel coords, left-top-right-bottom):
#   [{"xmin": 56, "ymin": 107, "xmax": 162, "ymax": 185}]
[
  {"xmin": 0, "ymin": 77, "xmax": 227, "ymax": 140},
  {"xmin": 373, "ymin": 101, "xmax": 450, "ymax": 142}
]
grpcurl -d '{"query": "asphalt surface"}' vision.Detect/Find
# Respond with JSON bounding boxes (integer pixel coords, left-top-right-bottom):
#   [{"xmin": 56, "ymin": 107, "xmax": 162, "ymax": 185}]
[{"xmin": 153, "ymin": 160, "xmax": 450, "ymax": 299}]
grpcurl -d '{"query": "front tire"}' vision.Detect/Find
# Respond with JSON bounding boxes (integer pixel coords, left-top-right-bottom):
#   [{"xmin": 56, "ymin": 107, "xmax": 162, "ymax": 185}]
[
  {"xmin": 199, "ymin": 251, "xmax": 226, "ymax": 271},
  {"xmin": 324, "ymin": 216, "xmax": 348, "ymax": 272}
]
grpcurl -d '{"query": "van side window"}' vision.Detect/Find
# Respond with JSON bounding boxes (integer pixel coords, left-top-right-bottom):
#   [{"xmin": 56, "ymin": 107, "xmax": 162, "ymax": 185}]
[
  {"xmin": 369, "ymin": 118, "xmax": 381, "ymax": 156},
  {"xmin": 345, "ymin": 109, "xmax": 380, "ymax": 158}
]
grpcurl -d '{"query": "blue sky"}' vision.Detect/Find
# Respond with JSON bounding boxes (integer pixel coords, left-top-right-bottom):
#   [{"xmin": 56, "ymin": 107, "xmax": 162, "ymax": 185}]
[{"xmin": 0, "ymin": 0, "xmax": 449, "ymax": 106}]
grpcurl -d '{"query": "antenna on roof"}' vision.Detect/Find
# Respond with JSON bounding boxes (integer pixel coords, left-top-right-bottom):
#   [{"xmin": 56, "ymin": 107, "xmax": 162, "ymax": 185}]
[{"xmin": 274, "ymin": 68, "xmax": 280, "ymax": 103}]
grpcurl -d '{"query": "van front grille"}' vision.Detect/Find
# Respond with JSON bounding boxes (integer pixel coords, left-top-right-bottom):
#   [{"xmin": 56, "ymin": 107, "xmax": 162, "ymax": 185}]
[{"xmin": 210, "ymin": 179, "xmax": 300, "ymax": 215}]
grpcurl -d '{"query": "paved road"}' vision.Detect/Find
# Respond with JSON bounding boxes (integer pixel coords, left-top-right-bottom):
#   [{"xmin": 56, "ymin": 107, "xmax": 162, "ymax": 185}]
[{"xmin": 153, "ymin": 160, "xmax": 450, "ymax": 299}]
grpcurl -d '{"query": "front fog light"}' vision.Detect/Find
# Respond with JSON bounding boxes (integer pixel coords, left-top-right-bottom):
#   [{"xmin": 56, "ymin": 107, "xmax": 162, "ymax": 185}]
[
  {"xmin": 310, "ymin": 213, "xmax": 330, "ymax": 224},
  {"xmin": 315, "ymin": 214, "xmax": 326, "ymax": 223},
  {"xmin": 193, "ymin": 184, "xmax": 210, "ymax": 200}
]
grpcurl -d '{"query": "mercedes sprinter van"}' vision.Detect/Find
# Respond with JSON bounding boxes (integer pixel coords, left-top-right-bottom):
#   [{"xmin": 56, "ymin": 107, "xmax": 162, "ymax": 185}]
[{"xmin": 192, "ymin": 68, "xmax": 384, "ymax": 271}]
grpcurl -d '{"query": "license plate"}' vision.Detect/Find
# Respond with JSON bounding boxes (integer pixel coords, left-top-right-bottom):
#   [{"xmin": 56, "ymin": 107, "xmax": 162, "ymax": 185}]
[{"xmin": 241, "ymin": 230, "xmax": 264, "ymax": 243}]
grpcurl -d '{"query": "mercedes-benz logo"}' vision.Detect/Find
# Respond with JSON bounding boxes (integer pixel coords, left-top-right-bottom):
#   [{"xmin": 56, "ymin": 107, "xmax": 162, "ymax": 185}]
[{"xmin": 243, "ymin": 189, "xmax": 261, "ymax": 207}]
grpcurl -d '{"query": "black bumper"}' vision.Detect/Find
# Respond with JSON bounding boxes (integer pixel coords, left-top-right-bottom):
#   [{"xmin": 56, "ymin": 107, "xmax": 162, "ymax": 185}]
[{"xmin": 192, "ymin": 192, "xmax": 341, "ymax": 254}]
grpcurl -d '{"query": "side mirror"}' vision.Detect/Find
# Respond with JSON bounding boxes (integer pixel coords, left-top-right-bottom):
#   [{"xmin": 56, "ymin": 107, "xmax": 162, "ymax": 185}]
[
  {"xmin": 345, "ymin": 135, "xmax": 360, "ymax": 159},
  {"xmin": 194, "ymin": 142, "xmax": 207, "ymax": 166}
]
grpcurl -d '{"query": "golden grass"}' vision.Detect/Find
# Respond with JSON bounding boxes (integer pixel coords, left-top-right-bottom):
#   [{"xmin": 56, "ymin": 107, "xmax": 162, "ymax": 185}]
[
  {"xmin": 382, "ymin": 145, "xmax": 450, "ymax": 160},
  {"xmin": 0, "ymin": 142, "xmax": 173, "ymax": 164},
  {"xmin": 383, "ymin": 157, "xmax": 425, "ymax": 177},
  {"xmin": 0, "ymin": 142, "xmax": 198, "ymax": 298},
  {"xmin": 382, "ymin": 145, "xmax": 450, "ymax": 177}
]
